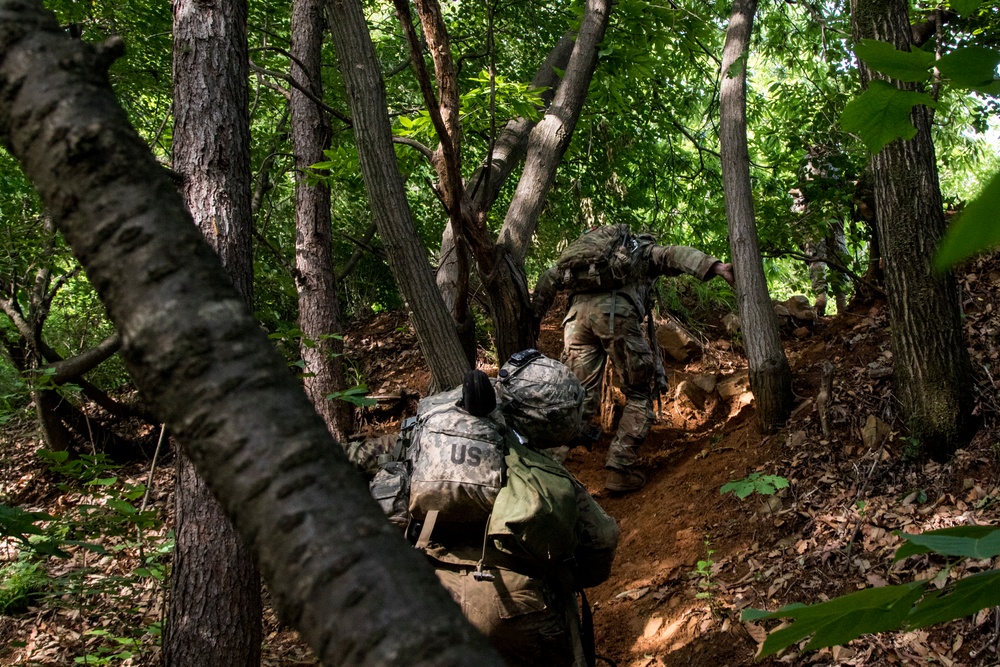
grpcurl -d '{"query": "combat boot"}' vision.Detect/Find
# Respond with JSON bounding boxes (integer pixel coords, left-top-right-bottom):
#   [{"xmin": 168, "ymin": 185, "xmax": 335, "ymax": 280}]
[
  {"xmin": 605, "ymin": 468, "xmax": 646, "ymax": 493},
  {"xmin": 814, "ymin": 293, "xmax": 827, "ymax": 317}
]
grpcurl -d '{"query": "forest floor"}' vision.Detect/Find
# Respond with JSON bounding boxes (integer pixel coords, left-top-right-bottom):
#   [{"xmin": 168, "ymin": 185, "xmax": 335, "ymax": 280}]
[{"xmin": 1, "ymin": 254, "xmax": 999, "ymax": 666}]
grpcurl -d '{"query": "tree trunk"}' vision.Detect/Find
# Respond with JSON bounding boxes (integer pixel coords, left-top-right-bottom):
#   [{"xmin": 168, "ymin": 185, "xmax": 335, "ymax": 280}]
[
  {"xmin": 435, "ymin": 34, "xmax": 575, "ymax": 362},
  {"xmin": 419, "ymin": 0, "xmax": 609, "ymax": 367},
  {"xmin": 719, "ymin": 0, "xmax": 793, "ymax": 431},
  {"xmin": 488, "ymin": 0, "xmax": 611, "ymax": 365},
  {"xmin": 850, "ymin": 0, "xmax": 973, "ymax": 461},
  {"xmin": 326, "ymin": 0, "xmax": 468, "ymax": 391},
  {"xmin": 0, "ymin": 3, "xmax": 504, "ymax": 664},
  {"xmin": 167, "ymin": 0, "xmax": 262, "ymax": 664},
  {"xmin": 291, "ymin": 0, "xmax": 350, "ymax": 440}
]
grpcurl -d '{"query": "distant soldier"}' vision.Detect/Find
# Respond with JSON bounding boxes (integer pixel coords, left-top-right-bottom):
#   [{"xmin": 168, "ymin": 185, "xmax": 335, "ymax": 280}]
[
  {"xmin": 531, "ymin": 225, "xmax": 734, "ymax": 494},
  {"xmin": 357, "ymin": 357, "xmax": 619, "ymax": 667},
  {"xmin": 791, "ymin": 145, "xmax": 852, "ymax": 315}
]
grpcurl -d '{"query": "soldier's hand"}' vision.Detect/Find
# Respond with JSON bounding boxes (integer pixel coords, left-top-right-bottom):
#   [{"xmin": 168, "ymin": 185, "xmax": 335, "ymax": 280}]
[{"xmin": 712, "ymin": 261, "xmax": 735, "ymax": 286}]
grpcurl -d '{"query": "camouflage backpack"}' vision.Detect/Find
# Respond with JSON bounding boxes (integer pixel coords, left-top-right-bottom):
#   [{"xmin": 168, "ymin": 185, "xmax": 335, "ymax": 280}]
[
  {"xmin": 369, "ymin": 373, "xmax": 587, "ymax": 570},
  {"xmin": 495, "ymin": 350, "xmax": 584, "ymax": 449},
  {"xmin": 405, "ymin": 386, "xmax": 510, "ymax": 524},
  {"xmin": 555, "ymin": 224, "xmax": 652, "ymax": 292}
]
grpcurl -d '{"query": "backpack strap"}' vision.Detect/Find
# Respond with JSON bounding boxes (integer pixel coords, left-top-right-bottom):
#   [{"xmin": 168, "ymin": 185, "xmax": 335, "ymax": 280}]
[
  {"xmin": 414, "ymin": 509, "xmax": 439, "ymax": 550},
  {"xmin": 375, "ymin": 415, "xmax": 418, "ymax": 467},
  {"xmin": 579, "ymin": 589, "xmax": 596, "ymax": 667}
]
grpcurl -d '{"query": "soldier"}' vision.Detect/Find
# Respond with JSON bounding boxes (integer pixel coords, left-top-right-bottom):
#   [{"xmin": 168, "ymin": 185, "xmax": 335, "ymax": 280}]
[
  {"xmin": 358, "ymin": 359, "xmax": 618, "ymax": 667},
  {"xmin": 531, "ymin": 226, "xmax": 734, "ymax": 494},
  {"xmin": 791, "ymin": 145, "xmax": 853, "ymax": 315}
]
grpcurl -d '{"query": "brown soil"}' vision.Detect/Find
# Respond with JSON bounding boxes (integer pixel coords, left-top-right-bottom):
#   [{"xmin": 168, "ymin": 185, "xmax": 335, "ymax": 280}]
[
  {"xmin": 2, "ymin": 256, "xmax": 999, "ymax": 666},
  {"xmin": 346, "ymin": 258, "xmax": 1000, "ymax": 667}
]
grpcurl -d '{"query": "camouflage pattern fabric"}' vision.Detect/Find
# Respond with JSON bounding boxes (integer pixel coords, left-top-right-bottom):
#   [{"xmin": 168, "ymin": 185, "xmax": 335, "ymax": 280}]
[
  {"xmin": 369, "ymin": 461, "xmax": 409, "ymax": 528},
  {"xmin": 432, "ymin": 560, "xmax": 576, "ymax": 667},
  {"xmin": 495, "ymin": 354, "xmax": 585, "ymax": 449},
  {"xmin": 532, "ymin": 242, "xmax": 719, "ymax": 329},
  {"xmin": 532, "ymin": 241, "xmax": 720, "ymax": 471},
  {"xmin": 407, "ymin": 388, "xmax": 509, "ymax": 523},
  {"xmin": 570, "ymin": 477, "xmax": 619, "ymax": 587},
  {"xmin": 804, "ymin": 221, "xmax": 850, "ymax": 314},
  {"xmin": 562, "ymin": 291, "xmax": 655, "ymax": 470},
  {"xmin": 342, "ymin": 433, "xmax": 398, "ymax": 477}
]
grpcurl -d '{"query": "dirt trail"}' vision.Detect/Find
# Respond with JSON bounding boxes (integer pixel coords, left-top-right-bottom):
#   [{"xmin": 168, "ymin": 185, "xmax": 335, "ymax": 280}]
[
  {"xmin": 2, "ymin": 258, "xmax": 998, "ymax": 666},
  {"xmin": 536, "ymin": 314, "xmax": 768, "ymax": 667}
]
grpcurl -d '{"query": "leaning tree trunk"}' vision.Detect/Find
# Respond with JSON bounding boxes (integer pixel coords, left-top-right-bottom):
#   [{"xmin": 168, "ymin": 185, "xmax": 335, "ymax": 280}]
[
  {"xmin": 326, "ymin": 0, "xmax": 468, "ymax": 391},
  {"xmin": 0, "ymin": 3, "xmax": 504, "ymax": 664},
  {"xmin": 291, "ymin": 0, "xmax": 351, "ymax": 440},
  {"xmin": 434, "ymin": 34, "xmax": 576, "ymax": 362},
  {"xmin": 167, "ymin": 0, "xmax": 262, "ymax": 663},
  {"xmin": 851, "ymin": 0, "xmax": 973, "ymax": 461},
  {"xmin": 719, "ymin": 0, "xmax": 793, "ymax": 431},
  {"xmin": 487, "ymin": 0, "xmax": 611, "ymax": 365},
  {"xmin": 410, "ymin": 0, "xmax": 609, "ymax": 367}
]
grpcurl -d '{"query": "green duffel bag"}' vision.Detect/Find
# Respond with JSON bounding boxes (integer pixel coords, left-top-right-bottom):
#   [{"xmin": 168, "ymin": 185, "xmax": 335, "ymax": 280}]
[{"xmin": 488, "ymin": 437, "xmax": 579, "ymax": 567}]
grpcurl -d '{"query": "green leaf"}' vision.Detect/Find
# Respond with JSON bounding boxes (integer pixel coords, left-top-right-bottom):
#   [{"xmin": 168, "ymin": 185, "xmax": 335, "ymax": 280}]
[
  {"xmin": 840, "ymin": 80, "xmax": 936, "ymax": 153},
  {"xmin": 854, "ymin": 40, "xmax": 934, "ymax": 82},
  {"xmin": 62, "ymin": 539, "xmax": 108, "ymax": 555},
  {"xmin": 950, "ymin": 0, "xmax": 981, "ymax": 17},
  {"xmin": 326, "ymin": 385, "xmax": 378, "ymax": 407},
  {"xmin": 936, "ymin": 47, "xmax": 1000, "ymax": 88},
  {"xmin": 743, "ymin": 582, "xmax": 927, "ymax": 658},
  {"xmin": 29, "ymin": 540, "xmax": 71, "ymax": 558},
  {"xmin": 106, "ymin": 498, "xmax": 137, "ymax": 515},
  {"xmin": 973, "ymin": 79, "xmax": 1000, "ymax": 96},
  {"xmin": 907, "ymin": 569, "xmax": 1000, "ymax": 628},
  {"xmin": 726, "ymin": 53, "xmax": 747, "ymax": 79},
  {"xmin": 935, "ymin": 169, "xmax": 1000, "ymax": 269},
  {"xmin": 894, "ymin": 525, "xmax": 1000, "ymax": 560}
]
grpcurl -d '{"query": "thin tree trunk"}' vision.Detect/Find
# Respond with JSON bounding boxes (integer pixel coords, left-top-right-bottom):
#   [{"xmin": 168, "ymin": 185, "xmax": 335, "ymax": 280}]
[
  {"xmin": 326, "ymin": 0, "xmax": 468, "ymax": 391},
  {"xmin": 487, "ymin": 0, "xmax": 611, "ymax": 365},
  {"xmin": 435, "ymin": 34, "xmax": 575, "ymax": 362},
  {"xmin": 0, "ymin": 5, "xmax": 506, "ymax": 662},
  {"xmin": 719, "ymin": 0, "xmax": 793, "ymax": 431},
  {"xmin": 850, "ymin": 0, "xmax": 973, "ymax": 460},
  {"xmin": 167, "ymin": 0, "xmax": 262, "ymax": 663},
  {"xmin": 291, "ymin": 0, "xmax": 350, "ymax": 440}
]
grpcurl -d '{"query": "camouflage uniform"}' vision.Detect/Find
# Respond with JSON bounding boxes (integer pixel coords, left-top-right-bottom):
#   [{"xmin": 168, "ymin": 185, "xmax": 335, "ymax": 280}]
[
  {"xmin": 349, "ymin": 361, "xmax": 618, "ymax": 667},
  {"xmin": 342, "ymin": 433, "xmax": 398, "ymax": 478},
  {"xmin": 791, "ymin": 147, "xmax": 852, "ymax": 315},
  {"xmin": 532, "ymin": 244, "xmax": 720, "ymax": 472}
]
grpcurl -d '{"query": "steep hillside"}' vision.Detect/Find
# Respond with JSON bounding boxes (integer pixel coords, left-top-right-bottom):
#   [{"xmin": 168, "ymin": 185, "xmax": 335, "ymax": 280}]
[{"xmin": 1, "ymin": 255, "xmax": 997, "ymax": 666}]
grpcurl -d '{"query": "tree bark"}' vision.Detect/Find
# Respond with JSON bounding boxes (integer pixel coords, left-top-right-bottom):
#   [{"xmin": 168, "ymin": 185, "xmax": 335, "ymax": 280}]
[
  {"xmin": 434, "ymin": 33, "xmax": 576, "ymax": 355},
  {"xmin": 291, "ymin": 0, "xmax": 351, "ymax": 440},
  {"xmin": 0, "ymin": 3, "xmax": 504, "ymax": 664},
  {"xmin": 719, "ymin": 0, "xmax": 793, "ymax": 431},
  {"xmin": 167, "ymin": 0, "xmax": 262, "ymax": 663},
  {"xmin": 486, "ymin": 0, "xmax": 611, "ymax": 365},
  {"xmin": 850, "ymin": 0, "xmax": 973, "ymax": 460},
  {"xmin": 326, "ymin": 0, "xmax": 469, "ymax": 392}
]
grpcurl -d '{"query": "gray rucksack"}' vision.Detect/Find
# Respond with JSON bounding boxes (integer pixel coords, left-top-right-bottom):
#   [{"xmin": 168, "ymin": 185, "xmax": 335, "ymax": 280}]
[
  {"xmin": 406, "ymin": 386, "xmax": 509, "ymax": 524},
  {"xmin": 555, "ymin": 224, "xmax": 652, "ymax": 292},
  {"xmin": 495, "ymin": 350, "xmax": 584, "ymax": 449},
  {"xmin": 369, "ymin": 386, "xmax": 510, "ymax": 528}
]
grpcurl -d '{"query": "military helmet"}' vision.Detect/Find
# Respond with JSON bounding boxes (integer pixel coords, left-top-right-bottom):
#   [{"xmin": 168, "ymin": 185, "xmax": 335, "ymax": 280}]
[{"xmin": 495, "ymin": 349, "xmax": 584, "ymax": 448}]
